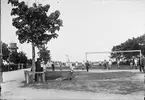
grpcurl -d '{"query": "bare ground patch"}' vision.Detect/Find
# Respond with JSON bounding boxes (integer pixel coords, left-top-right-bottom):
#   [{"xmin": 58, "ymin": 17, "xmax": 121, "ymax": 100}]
[{"xmin": 21, "ymin": 71, "xmax": 144, "ymax": 95}]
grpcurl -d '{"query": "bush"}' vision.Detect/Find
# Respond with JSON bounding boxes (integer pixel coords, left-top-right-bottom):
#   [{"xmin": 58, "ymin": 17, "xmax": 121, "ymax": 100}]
[{"xmin": 2, "ymin": 63, "xmax": 30, "ymax": 72}]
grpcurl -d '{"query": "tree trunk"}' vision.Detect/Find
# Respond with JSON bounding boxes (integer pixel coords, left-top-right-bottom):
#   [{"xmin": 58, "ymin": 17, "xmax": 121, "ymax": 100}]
[{"xmin": 32, "ymin": 42, "xmax": 35, "ymax": 80}]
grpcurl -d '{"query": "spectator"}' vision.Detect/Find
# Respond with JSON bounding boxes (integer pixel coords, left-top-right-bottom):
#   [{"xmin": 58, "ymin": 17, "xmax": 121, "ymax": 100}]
[
  {"xmin": 59, "ymin": 62, "xmax": 62, "ymax": 70},
  {"xmin": 103, "ymin": 59, "xmax": 107, "ymax": 69},
  {"xmin": 117, "ymin": 59, "xmax": 120, "ymax": 69},
  {"xmin": 75, "ymin": 61, "xmax": 78, "ymax": 68},
  {"xmin": 82, "ymin": 61, "xmax": 85, "ymax": 70},
  {"xmin": 34, "ymin": 58, "xmax": 43, "ymax": 81},
  {"xmin": 41, "ymin": 60, "xmax": 46, "ymax": 72},
  {"xmin": 51, "ymin": 61, "xmax": 55, "ymax": 71},
  {"xmin": 134, "ymin": 58, "xmax": 138, "ymax": 69},
  {"xmin": 0, "ymin": 63, "xmax": 4, "ymax": 95},
  {"xmin": 132, "ymin": 57, "xmax": 135, "ymax": 69},
  {"xmin": 85, "ymin": 61, "xmax": 90, "ymax": 72},
  {"xmin": 140, "ymin": 55, "xmax": 145, "ymax": 73},
  {"xmin": 130, "ymin": 60, "xmax": 133, "ymax": 69},
  {"xmin": 108, "ymin": 59, "xmax": 112, "ymax": 69}
]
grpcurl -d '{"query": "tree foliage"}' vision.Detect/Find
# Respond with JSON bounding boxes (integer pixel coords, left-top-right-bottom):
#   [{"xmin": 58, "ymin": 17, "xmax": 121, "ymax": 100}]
[
  {"xmin": 8, "ymin": 0, "xmax": 63, "ymax": 47},
  {"xmin": 38, "ymin": 46, "xmax": 51, "ymax": 64},
  {"xmin": 2, "ymin": 42, "xmax": 10, "ymax": 62},
  {"xmin": 8, "ymin": 0, "xmax": 63, "ymax": 73},
  {"xmin": 111, "ymin": 34, "xmax": 145, "ymax": 60},
  {"xmin": 18, "ymin": 51, "xmax": 28, "ymax": 64},
  {"xmin": 9, "ymin": 51, "xmax": 28, "ymax": 64},
  {"xmin": 9, "ymin": 51, "xmax": 19, "ymax": 64}
]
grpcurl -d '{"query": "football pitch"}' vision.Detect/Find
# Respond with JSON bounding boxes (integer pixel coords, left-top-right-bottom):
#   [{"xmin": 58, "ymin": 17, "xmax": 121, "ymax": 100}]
[
  {"xmin": 46, "ymin": 64, "xmax": 138, "ymax": 70},
  {"xmin": 22, "ymin": 66, "xmax": 144, "ymax": 96}
]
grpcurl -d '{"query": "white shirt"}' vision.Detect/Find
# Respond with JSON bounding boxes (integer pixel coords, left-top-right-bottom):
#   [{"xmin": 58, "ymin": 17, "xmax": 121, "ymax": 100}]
[
  {"xmin": 134, "ymin": 59, "xmax": 138, "ymax": 64},
  {"xmin": 70, "ymin": 63, "xmax": 74, "ymax": 71},
  {"xmin": 109, "ymin": 60, "xmax": 112, "ymax": 65},
  {"xmin": 41, "ymin": 62, "xmax": 46, "ymax": 70}
]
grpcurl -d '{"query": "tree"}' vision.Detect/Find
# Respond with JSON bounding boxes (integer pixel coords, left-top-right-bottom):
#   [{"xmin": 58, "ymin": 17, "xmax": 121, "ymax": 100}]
[
  {"xmin": 8, "ymin": 0, "xmax": 63, "ymax": 75},
  {"xmin": 2, "ymin": 42, "xmax": 10, "ymax": 62},
  {"xmin": 111, "ymin": 34, "xmax": 145, "ymax": 60},
  {"xmin": 38, "ymin": 46, "xmax": 51, "ymax": 64},
  {"xmin": 9, "ymin": 51, "xmax": 19, "ymax": 64},
  {"xmin": 18, "ymin": 51, "xmax": 27, "ymax": 64}
]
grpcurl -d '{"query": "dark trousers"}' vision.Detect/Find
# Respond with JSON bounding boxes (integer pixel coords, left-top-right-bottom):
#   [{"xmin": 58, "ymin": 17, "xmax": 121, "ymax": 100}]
[
  {"xmin": 0, "ymin": 85, "xmax": 1, "ymax": 93},
  {"xmin": 139, "ymin": 65, "xmax": 145, "ymax": 73},
  {"xmin": 86, "ymin": 66, "xmax": 89, "ymax": 72},
  {"xmin": 34, "ymin": 67, "xmax": 43, "ymax": 81},
  {"xmin": 52, "ymin": 66, "xmax": 55, "ymax": 71},
  {"xmin": 104, "ymin": 64, "xmax": 107, "ymax": 69}
]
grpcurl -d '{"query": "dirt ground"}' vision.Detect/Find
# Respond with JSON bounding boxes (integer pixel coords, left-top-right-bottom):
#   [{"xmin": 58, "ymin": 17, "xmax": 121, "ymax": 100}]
[{"xmin": 0, "ymin": 68, "xmax": 144, "ymax": 100}]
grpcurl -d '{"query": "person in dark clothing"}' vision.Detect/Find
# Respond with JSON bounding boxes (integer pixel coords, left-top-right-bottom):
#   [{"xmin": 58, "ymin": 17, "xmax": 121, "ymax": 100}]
[
  {"xmin": 85, "ymin": 61, "xmax": 89, "ymax": 72},
  {"xmin": 34, "ymin": 58, "xmax": 43, "ymax": 81},
  {"xmin": 0, "ymin": 64, "xmax": 4, "ymax": 95},
  {"xmin": 51, "ymin": 62, "xmax": 55, "ymax": 71},
  {"xmin": 104, "ymin": 59, "xmax": 107, "ymax": 69},
  {"xmin": 132, "ymin": 58, "xmax": 135, "ymax": 69},
  {"xmin": 140, "ymin": 55, "xmax": 145, "ymax": 73}
]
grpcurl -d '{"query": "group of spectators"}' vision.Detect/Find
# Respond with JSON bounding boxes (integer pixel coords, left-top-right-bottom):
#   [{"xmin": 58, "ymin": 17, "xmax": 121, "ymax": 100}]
[
  {"xmin": 129, "ymin": 55, "xmax": 145, "ymax": 72},
  {"xmin": 32, "ymin": 58, "xmax": 58, "ymax": 71},
  {"xmin": 102, "ymin": 59, "xmax": 120, "ymax": 69}
]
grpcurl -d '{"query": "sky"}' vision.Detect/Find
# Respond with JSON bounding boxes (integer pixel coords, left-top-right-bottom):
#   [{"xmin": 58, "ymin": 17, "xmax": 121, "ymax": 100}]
[{"xmin": 1, "ymin": 0, "xmax": 145, "ymax": 62}]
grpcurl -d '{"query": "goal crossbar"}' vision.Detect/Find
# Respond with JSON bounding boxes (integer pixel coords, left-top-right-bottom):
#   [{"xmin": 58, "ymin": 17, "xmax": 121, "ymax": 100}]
[{"xmin": 85, "ymin": 50, "xmax": 141, "ymax": 61}]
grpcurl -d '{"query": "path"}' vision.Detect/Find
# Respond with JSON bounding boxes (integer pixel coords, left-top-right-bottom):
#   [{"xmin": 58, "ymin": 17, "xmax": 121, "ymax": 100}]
[{"xmin": 0, "ymin": 68, "xmax": 144, "ymax": 100}]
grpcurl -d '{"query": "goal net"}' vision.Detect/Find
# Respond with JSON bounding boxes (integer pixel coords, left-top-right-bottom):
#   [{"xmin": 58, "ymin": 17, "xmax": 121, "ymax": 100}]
[{"xmin": 85, "ymin": 50, "xmax": 141, "ymax": 69}]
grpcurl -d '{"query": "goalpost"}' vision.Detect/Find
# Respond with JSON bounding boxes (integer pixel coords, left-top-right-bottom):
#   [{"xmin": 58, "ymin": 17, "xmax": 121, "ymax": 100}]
[{"xmin": 85, "ymin": 50, "xmax": 142, "ymax": 62}]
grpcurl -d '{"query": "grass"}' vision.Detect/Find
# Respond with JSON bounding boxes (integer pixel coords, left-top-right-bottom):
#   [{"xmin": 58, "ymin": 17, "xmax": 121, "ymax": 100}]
[
  {"xmin": 46, "ymin": 64, "xmax": 135, "ymax": 70},
  {"xmin": 21, "ymin": 71, "xmax": 144, "ymax": 95}
]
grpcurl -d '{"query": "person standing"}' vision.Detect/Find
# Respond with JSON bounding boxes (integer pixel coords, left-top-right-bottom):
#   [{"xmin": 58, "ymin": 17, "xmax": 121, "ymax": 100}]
[
  {"xmin": 51, "ymin": 61, "xmax": 55, "ymax": 71},
  {"xmin": 130, "ymin": 59, "xmax": 133, "ymax": 69},
  {"xmin": 0, "ymin": 63, "xmax": 3, "ymax": 95},
  {"xmin": 103, "ymin": 59, "xmax": 107, "ymax": 69},
  {"xmin": 34, "ymin": 58, "xmax": 43, "ymax": 82},
  {"xmin": 140, "ymin": 55, "xmax": 145, "ymax": 73},
  {"xmin": 117, "ymin": 59, "xmax": 120, "ymax": 69},
  {"xmin": 85, "ymin": 61, "xmax": 90, "ymax": 72},
  {"xmin": 41, "ymin": 60, "xmax": 46, "ymax": 72},
  {"xmin": 132, "ymin": 57, "xmax": 135, "ymax": 69},
  {"xmin": 75, "ymin": 61, "xmax": 78, "ymax": 69},
  {"xmin": 134, "ymin": 58, "xmax": 138, "ymax": 69},
  {"xmin": 82, "ymin": 61, "xmax": 85, "ymax": 70},
  {"xmin": 108, "ymin": 59, "xmax": 112, "ymax": 69}
]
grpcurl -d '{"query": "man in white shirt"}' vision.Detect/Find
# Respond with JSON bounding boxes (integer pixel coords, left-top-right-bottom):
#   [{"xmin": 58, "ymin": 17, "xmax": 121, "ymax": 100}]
[
  {"xmin": 108, "ymin": 59, "xmax": 112, "ymax": 69},
  {"xmin": 41, "ymin": 60, "xmax": 46, "ymax": 72},
  {"xmin": 134, "ymin": 58, "xmax": 138, "ymax": 69},
  {"xmin": 70, "ymin": 62, "xmax": 75, "ymax": 72},
  {"xmin": 75, "ymin": 61, "xmax": 78, "ymax": 68}
]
